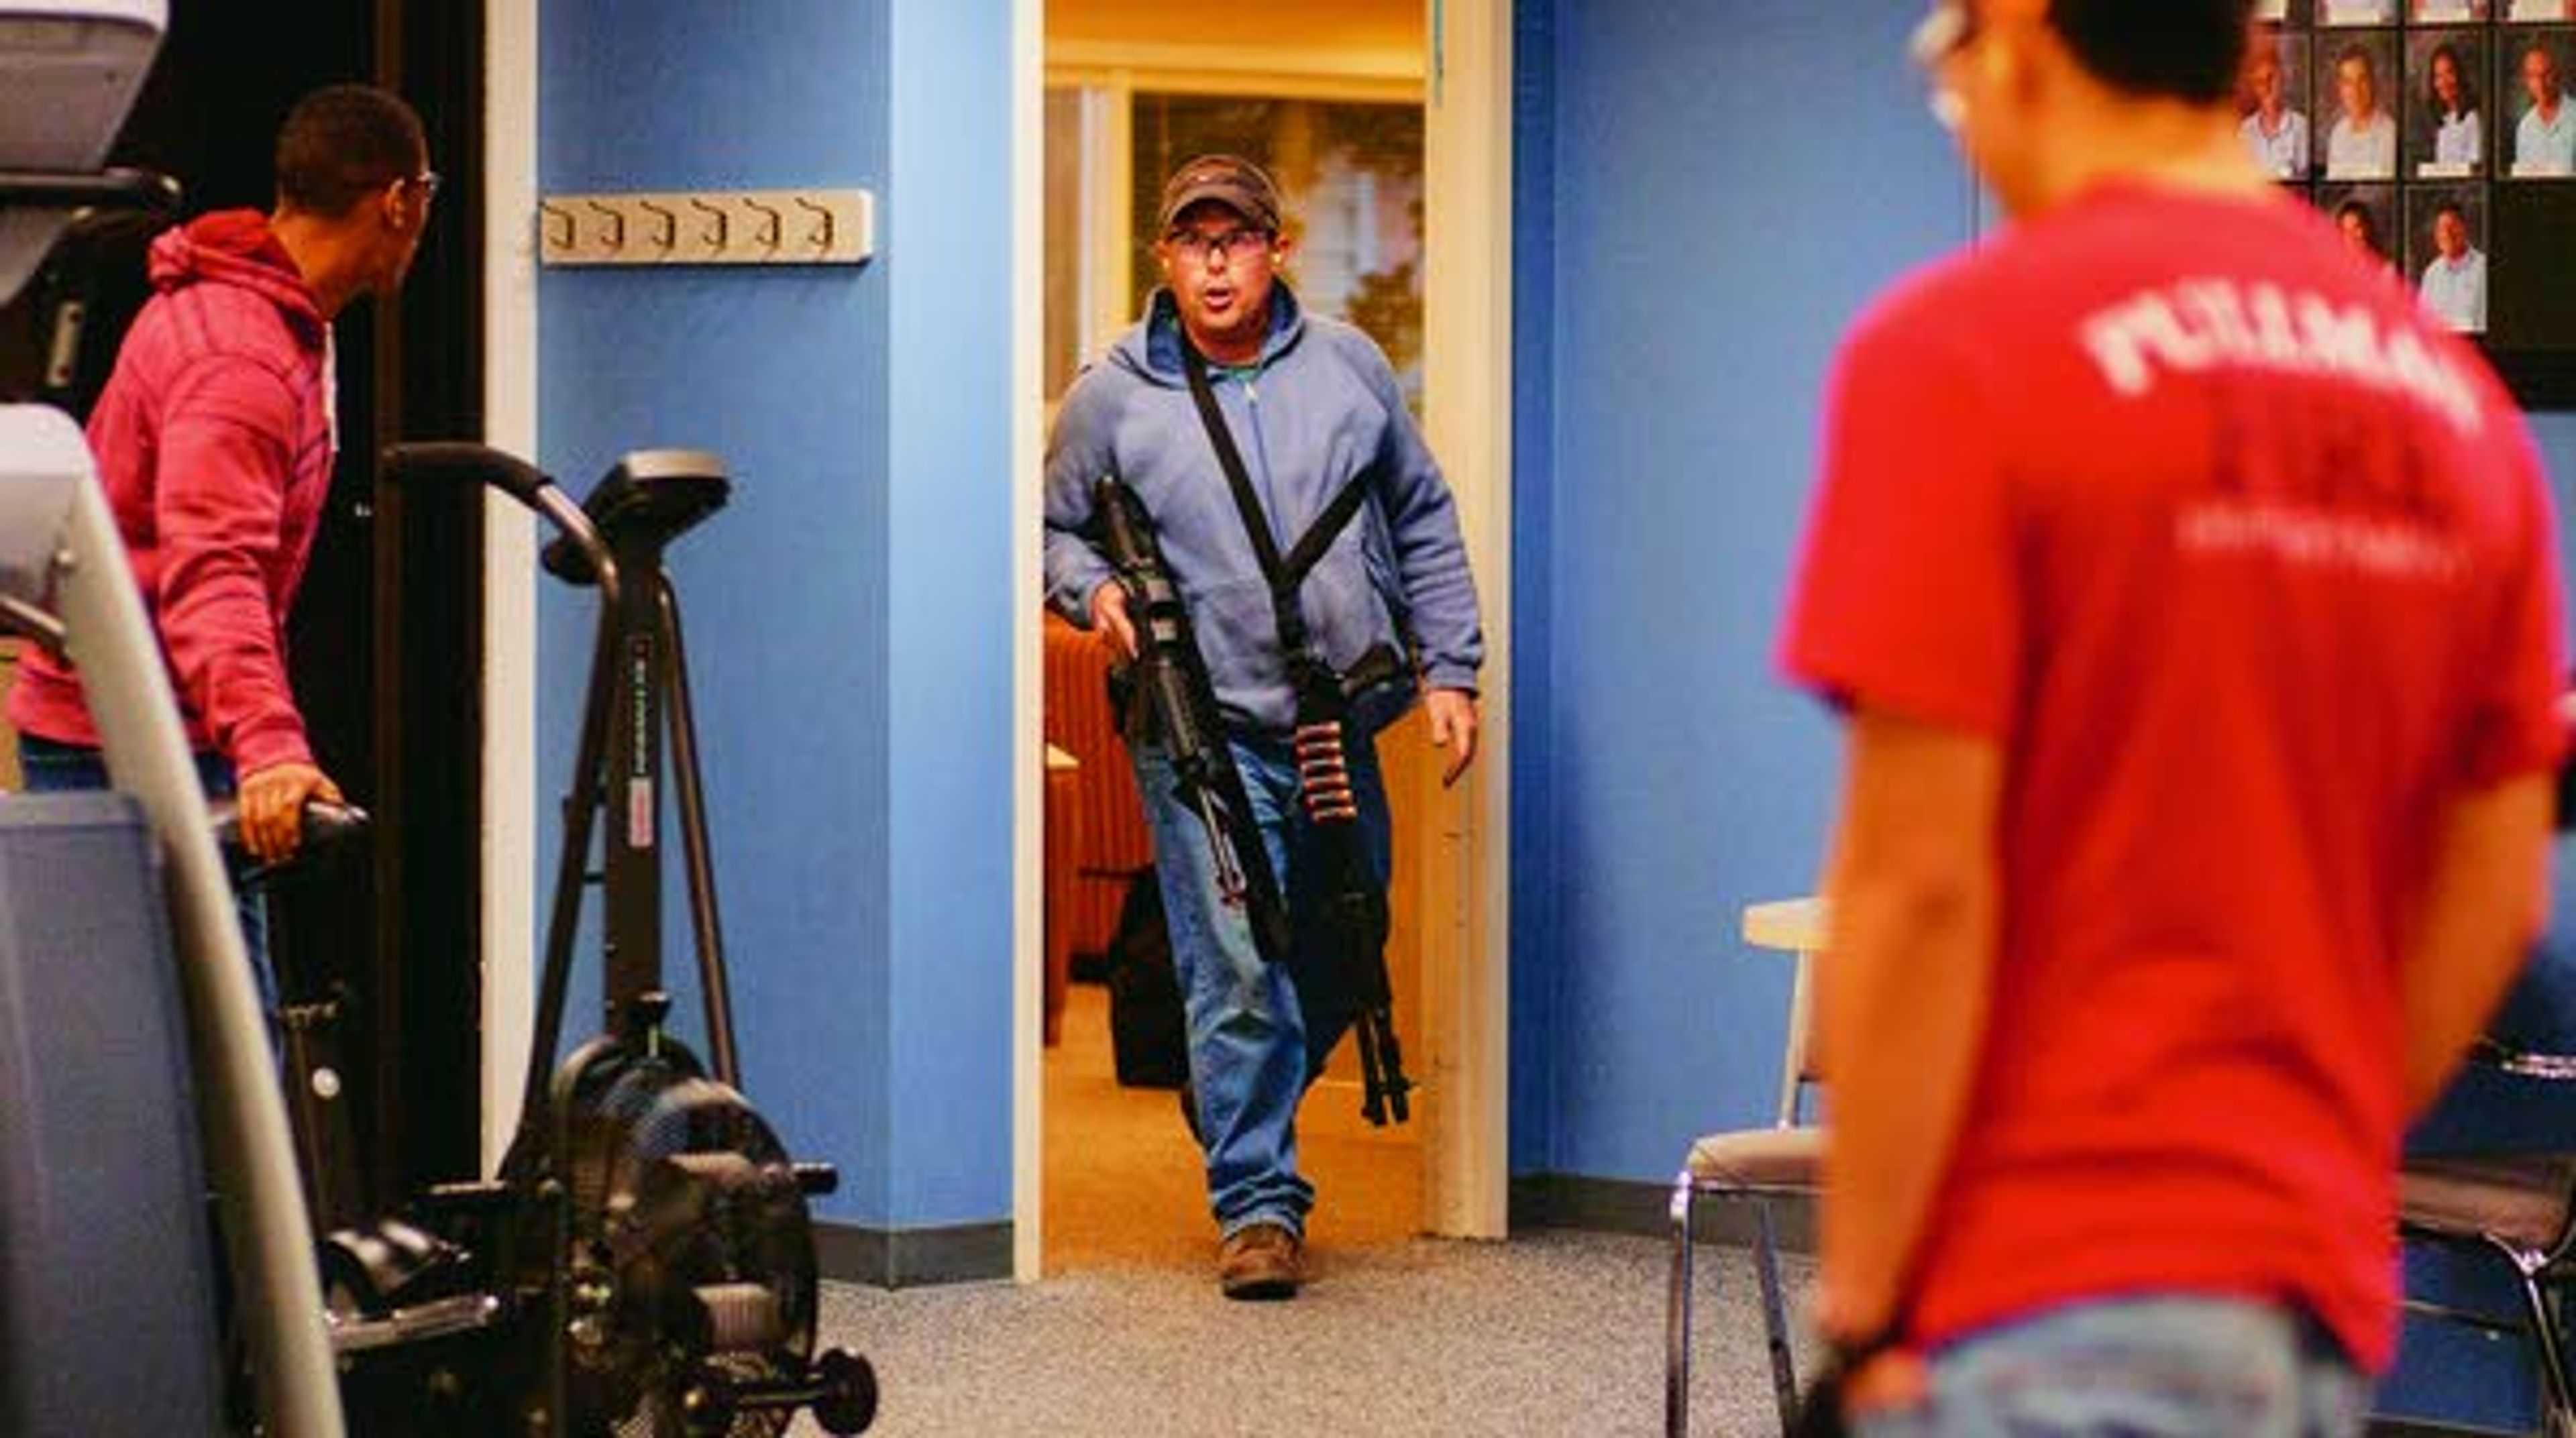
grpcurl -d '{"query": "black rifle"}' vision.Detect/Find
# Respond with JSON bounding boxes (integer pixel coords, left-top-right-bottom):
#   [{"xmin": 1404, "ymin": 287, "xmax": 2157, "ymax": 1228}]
[
  {"xmin": 1093, "ymin": 477, "xmax": 1295, "ymax": 970},
  {"xmin": 1285, "ymin": 652, "xmax": 1411, "ymax": 1126},
  {"xmin": 1093, "ymin": 474, "xmax": 1412, "ymax": 1125}
]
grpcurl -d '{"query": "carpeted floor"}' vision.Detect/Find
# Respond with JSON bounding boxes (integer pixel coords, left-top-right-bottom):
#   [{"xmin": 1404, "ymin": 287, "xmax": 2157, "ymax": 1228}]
[
  {"xmin": 793, "ymin": 983, "xmax": 1808, "ymax": 1435},
  {"xmin": 812, "ymin": 1229, "xmax": 1811, "ymax": 1437}
]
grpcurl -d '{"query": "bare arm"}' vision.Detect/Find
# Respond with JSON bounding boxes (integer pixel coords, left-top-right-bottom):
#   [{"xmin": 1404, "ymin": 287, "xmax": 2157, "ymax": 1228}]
[
  {"xmin": 2402, "ymin": 773, "xmax": 2555, "ymax": 1113},
  {"xmin": 1814, "ymin": 708, "xmax": 2003, "ymax": 1351}
]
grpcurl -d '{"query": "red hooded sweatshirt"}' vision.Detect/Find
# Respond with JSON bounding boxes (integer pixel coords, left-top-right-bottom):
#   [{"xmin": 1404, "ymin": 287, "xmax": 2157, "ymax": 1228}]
[{"xmin": 9, "ymin": 209, "xmax": 333, "ymax": 774}]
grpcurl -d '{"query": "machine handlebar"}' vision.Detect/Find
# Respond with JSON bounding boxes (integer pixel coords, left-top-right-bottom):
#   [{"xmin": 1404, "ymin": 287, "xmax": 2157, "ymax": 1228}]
[
  {"xmin": 379, "ymin": 442, "xmax": 551, "ymax": 506},
  {"xmin": 211, "ymin": 797, "xmax": 371, "ymax": 882}
]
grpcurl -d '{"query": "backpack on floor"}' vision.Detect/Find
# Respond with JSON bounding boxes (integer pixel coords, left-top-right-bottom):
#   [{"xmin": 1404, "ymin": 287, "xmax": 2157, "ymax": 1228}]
[{"xmin": 1104, "ymin": 868, "xmax": 1188, "ymax": 1090}]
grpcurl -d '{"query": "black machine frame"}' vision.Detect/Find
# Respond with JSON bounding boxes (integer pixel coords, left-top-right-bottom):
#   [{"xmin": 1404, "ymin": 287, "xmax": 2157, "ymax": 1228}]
[{"xmin": 319, "ymin": 442, "xmax": 879, "ymax": 1438}]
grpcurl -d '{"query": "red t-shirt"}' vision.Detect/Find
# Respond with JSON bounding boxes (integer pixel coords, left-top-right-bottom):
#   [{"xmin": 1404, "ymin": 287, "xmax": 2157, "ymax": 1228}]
[{"xmin": 1781, "ymin": 182, "xmax": 2567, "ymax": 1370}]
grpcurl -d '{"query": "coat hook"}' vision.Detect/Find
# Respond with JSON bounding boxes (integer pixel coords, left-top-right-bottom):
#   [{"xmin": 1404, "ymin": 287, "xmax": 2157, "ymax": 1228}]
[
  {"xmin": 539, "ymin": 202, "xmax": 575, "ymax": 253},
  {"xmin": 741, "ymin": 197, "xmax": 784, "ymax": 250},
  {"xmin": 794, "ymin": 195, "xmax": 835, "ymax": 252},
  {"xmin": 635, "ymin": 198, "xmax": 678, "ymax": 252},
  {"xmin": 688, "ymin": 196, "xmax": 729, "ymax": 250},
  {"xmin": 584, "ymin": 199, "xmax": 627, "ymax": 251}
]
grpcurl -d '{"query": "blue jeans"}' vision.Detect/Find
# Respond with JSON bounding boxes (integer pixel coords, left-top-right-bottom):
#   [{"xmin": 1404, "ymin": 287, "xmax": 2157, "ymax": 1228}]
[
  {"xmin": 1857, "ymin": 1296, "xmax": 2369, "ymax": 1438},
  {"xmin": 1129, "ymin": 726, "xmax": 1392, "ymax": 1240},
  {"xmin": 17, "ymin": 734, "xmax": 274, "ymax": 1017}
]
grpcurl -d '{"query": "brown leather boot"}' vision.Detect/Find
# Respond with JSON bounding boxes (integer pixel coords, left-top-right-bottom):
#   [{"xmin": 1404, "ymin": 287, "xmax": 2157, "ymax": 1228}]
[{"xmin": 1216, "ymin": 1222, "xmax": 1302, "ymax": 1301}]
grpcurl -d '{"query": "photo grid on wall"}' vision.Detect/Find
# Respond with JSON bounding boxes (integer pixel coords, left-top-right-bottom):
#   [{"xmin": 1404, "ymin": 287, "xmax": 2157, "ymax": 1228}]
[{"xmin": 2249, "ymin": 0, "xmax": 2576, "ymax": 349}]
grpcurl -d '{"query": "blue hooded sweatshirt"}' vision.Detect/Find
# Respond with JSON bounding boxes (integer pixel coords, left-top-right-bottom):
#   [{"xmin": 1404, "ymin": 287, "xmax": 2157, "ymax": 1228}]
[{"xmin": 1042, "ymin": 284, "xmax": 1484, "ymax": 736}]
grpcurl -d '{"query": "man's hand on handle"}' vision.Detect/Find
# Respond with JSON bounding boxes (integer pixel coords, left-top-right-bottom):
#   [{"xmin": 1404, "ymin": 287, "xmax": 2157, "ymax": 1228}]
[
  {"xmin": 237, "ymin": 761, "xmax": 343, "ymax": 866},
  {"xmin": 1425, "ymin": 687, "xmax": 1478, "ymax": 787},
  {"xmin": 1091, "ymin": 578, "xmax": 1140, "ymax": 661}
]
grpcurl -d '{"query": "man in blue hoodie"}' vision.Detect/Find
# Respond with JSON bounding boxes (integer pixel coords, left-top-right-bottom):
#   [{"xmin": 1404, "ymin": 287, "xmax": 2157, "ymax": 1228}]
[{"xmin": 1043, "ymin": 154, "xmax": 1483, "ymax": 1299}]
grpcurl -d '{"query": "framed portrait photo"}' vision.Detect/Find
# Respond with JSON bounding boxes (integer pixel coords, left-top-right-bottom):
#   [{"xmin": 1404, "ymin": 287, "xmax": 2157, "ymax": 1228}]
[
  {"xmin": 2317, "ymin": 32, "xmax": 2404, "ymax": 178},
  {"xmin": 2317, "ymin": 182, "xmax": 2403, "ymax": 273},
  {"xmin": 2408, "ymin": 184, "xmax": 2491, "ymax": 333},
  {"xmin": 2504, "ymin": 30, "xmax": 2576, "ymax": 176},
  {"xmin": 2410, "ymin": 29, "xmax": 2491, "ymax": 174},
  {"xmin": 2242, "ymin": 28, "xmax": 2317, "ymax": 178}
]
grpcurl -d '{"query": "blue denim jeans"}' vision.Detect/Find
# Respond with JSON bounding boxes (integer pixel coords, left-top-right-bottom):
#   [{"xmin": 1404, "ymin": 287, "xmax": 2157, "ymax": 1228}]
[
  {"xmin": 17, "ymin": 734, "xmax": 274, "ymax": 1017},
  {"xmin": 1129, "ymin": 726, "xmax": 1392, "ymax": 1240},
  {"xmin": 1856, "ymin": 1296, "xmax": 2369, "ymax": 1438}
]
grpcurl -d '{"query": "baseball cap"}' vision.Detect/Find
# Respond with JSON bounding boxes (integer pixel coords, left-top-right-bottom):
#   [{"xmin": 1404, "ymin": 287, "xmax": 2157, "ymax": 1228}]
[{"xmin": 1157, "ymin": 154, "xmax": 1284, "ymax": 235}]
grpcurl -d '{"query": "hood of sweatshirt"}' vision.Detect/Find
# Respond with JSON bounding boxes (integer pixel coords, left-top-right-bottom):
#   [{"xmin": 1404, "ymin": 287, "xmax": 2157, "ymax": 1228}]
[
  {"xmin": 1110, "ymin": 280, "xmax": 1308, "ymax": 388},
  {"xmin": 146, "ymin": 209, "xmax": 325, "ymax": 343}
]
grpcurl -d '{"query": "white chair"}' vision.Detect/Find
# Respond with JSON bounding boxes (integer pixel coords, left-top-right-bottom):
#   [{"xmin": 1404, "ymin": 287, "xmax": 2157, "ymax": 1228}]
[{"xmin": 1666, "ymin": 897, "xmax": 1827, "ymax": 1437}]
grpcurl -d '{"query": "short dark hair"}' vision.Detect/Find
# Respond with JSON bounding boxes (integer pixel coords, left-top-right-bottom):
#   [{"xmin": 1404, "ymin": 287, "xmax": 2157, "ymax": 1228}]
[
  {"xmin": 274, "ymin": 83, "xmax": 426, "ymax": 218},
  {"xmin": 2045, "ymin": 0, "xmax": 2257, "ymax": 105}
]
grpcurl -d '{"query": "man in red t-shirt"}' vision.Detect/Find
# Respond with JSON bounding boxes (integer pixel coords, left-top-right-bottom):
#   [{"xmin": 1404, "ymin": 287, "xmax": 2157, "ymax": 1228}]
[{"xmin": 1782, "ymin": 2, "xmax": 2567, "ymax": 1431}]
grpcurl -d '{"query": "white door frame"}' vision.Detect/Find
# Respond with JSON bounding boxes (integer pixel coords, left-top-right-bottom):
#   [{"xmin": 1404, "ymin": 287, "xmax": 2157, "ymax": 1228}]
[
  {"xmin": 482, "ymin": 0, "xmax": 540, "ymax": 1173},
  {"xmin": 1010, "ymin": 0, "xmax": 1049, "ymax": 1283},
  {"xmin": 1413, "ymin": 0, "xmax": 1512, "ymax": 1240},
  {"xmin": 1011, "ymin": 0, "xmax": 1514, "ymax": 1276}
]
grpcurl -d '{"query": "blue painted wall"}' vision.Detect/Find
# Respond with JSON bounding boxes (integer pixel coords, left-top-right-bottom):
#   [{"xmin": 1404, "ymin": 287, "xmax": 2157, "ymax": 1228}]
[
  {"xmin": 1507, "ymin": 0, "xmax": 1560, "ymax": 1180},
  {"xmin": 881, "ymin": 1, "xmax": 1019, "ymax": 1230},
  {"xmin": 537, "ymin": 0, "xmax": 1014, "ymax": 1234},
  {"xmin": 1513, "ymin": 0, "xmax": 2576, "ymax": 1193},
  {"xmin": 1517, "ymin": 1, "xmax": 2576, "ymax": 1425},
  {"xmin": 1511, "ymin": 0, "xmax": 1974, "ymax": 1182}
]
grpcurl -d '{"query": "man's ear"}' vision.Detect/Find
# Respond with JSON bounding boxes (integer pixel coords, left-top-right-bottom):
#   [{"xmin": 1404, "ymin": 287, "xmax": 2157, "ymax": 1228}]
[{"xmin": 1998, "ymin": 9, "xmax": 2074, "ymax": 111}]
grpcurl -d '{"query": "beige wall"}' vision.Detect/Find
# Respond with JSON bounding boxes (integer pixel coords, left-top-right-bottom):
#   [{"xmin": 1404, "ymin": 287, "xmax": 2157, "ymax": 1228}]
[{"xmin": 1047, "ymin": 0, "xmax": 1424, "ymax": 58}]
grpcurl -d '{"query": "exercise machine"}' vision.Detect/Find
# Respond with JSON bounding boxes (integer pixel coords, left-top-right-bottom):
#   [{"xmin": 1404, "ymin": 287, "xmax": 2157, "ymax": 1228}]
[
  {"xmin": 0, "ymin": 9, "xmax": 871, "ymax": 1425},
  {"xmin": 0, "ymin": 3, "xmax": 346, "ymax": 1435},
  {"xmin": 361, "ymin": 441, "xmax": 876, "ymax": 1437},
  {"xmin": 205, "ymin": 447, "xmax": 879, "ymax": 1437}
]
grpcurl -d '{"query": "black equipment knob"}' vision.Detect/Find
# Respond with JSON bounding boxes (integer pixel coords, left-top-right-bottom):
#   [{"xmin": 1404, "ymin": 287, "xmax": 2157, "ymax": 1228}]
[
  {"xmin": 812, "ymin": 1349, "xmax": 880, "ymax": 1435},
  {"xmin": 794, "ymin": 1161, "xmax": 840, "ymax": 1197}
]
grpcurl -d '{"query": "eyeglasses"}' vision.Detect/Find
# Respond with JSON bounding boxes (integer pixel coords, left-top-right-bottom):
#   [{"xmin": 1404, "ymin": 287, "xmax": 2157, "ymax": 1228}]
[
  {"xmin": 407, "ymin": 170, "xmax": 441, "ymax": 203},
  {"xmin": 1163, "ymin": 226, "xmax": 1273, "ymax": 265},
  {"xmin": 1909, "ymin": 2, "xmax": 1976, "ymax": 131}
]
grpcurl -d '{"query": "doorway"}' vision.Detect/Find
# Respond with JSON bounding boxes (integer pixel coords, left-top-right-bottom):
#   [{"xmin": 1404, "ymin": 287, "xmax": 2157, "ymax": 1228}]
[{"xmin": 1028, "ymin": 0, "xmax": 1511, "ymax": 1279}]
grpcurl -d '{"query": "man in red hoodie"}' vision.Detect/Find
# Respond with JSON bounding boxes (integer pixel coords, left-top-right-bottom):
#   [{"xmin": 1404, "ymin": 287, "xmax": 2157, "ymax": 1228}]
[{"xmin": 11, "ymin": 82, "xmax": 433, "ymax": 876}]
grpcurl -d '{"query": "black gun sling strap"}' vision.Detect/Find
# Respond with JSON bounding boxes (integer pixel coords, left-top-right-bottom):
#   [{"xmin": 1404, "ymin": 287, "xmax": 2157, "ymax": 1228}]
[{"xmin": 1179, "ymin": 339, "xmax": 1381, "ymax": 667}]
